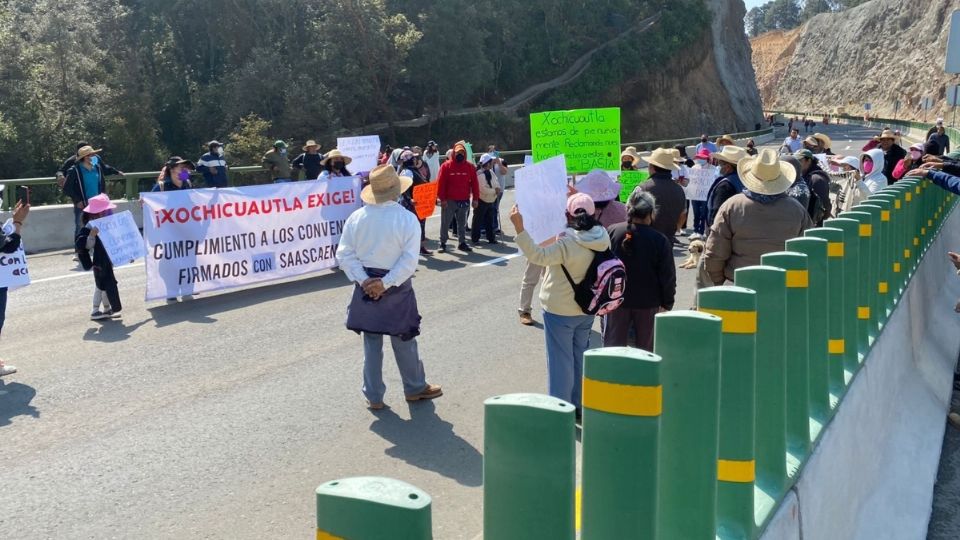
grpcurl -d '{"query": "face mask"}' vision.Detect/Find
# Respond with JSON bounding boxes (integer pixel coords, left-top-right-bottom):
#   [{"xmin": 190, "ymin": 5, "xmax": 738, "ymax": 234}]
[
  {"xmin": 91, "ymin": 155, "xmax": 100, "ymax": 167},
  {"xmin": 333, "ymin": 161, "xmax": 344, "ymax": 170},
  {"xmin": 216, "ymin": 147, "xmax": 224, "ymax": 157},
  {"xmin": 177, "ymin": 170, "xmax": 191, "ymax": 181},
  {"xmin": 621, "ymin": 161, "xmax": 633, "ymax": 170},
  {"xmin": 910, "ymin": 150, "xmax": 922, "ymax": 160},
  {"xmin": 862, "ymin": 161, "xmax": 874, "ymax": 174},
  {"xmin": 455, "ymin": 154, "xmax": 465, "ymax": 163},
  {"xmin": 279, "ymin": 148, "xmax": 287, "ymax": 156},
  {"xmin": 694, "ymin": 159, "xmax": 707, "ymax": 166},
  {"xmin": 700, "ymin": 138, "xmax": 707, "ymax": 143}
]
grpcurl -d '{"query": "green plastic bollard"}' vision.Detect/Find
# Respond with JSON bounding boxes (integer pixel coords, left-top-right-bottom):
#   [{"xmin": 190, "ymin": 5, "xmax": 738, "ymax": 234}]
[
  {"xmin": 760, "ymin": 251, "xmax": 811, "ymax": 482},
  {"xmin": 823, "ymin": 217, "xmax": 861, "ymax": 381},
  {"xmin": 879, "ymin": 186, "xmax": 909, "ymax": 296},
  {"xmin": 581, "ymin": 348, "xmax": 662, "ymax": 540},
  {"xmin": 804, "ymin": 227, "xmax": 846, "ymax": 407},
  {"xmin": 863, "ymin": 199, "xmax": 894, "ymax": 317},
  {"xmin": 484, "ymin": 393, "xmax": 575, "ymax": 540},
  {"xmin": 839, "ymin": 210, "xmax": 875, "ymax": 354},
  {"xmin": 868, "ymin": 193, "xmax": 901, "ymax": 299},
  {"xmin": 697, "ymin": 286, "xmax": 758, "ymax": 540},
  {"xmin": 784, "ymin": 236, "xmax": 830, "ymax": 440},
  {"xmin": 734, "ymin": 266, "xmax": 788, "ymax": 503},
  {"xmin": 655, "ymin": 311, "xmax": 723, "ymax": 540},
  {"xmin": 851, "ymin": 204, "xmax": 886, "ymax": 329},
  {"xmin": 316, "ymin": 477, "xmax": 432, "ymax": 540}
]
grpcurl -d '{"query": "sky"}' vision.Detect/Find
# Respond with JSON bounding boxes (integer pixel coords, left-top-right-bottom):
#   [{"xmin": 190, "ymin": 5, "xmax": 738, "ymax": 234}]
[{"xmin": 742, "ymin": 0, "xmax": 767, "ymax": 10}]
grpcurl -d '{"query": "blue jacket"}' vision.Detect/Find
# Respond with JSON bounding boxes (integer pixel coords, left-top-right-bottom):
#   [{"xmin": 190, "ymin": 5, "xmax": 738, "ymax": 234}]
[
  {"xmin": 927, "ymin": 170, "xmax": 960, "ymax": 196},
  {"xmin": 197, "ymin": 152, "xmax": 228, "ymax": 187}
]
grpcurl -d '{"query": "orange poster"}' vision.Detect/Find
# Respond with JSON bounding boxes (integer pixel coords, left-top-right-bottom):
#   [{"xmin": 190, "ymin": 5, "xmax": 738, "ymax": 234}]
[{"xmin": 413, "ymin": 183, "xmax": 439, "ymax": 220}]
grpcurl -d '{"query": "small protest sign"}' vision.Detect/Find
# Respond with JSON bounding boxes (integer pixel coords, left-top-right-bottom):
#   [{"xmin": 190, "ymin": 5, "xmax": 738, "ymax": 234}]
[
  {"xmin": 684, "ymin": 166, "xmax": 715, "ymax": 202},
  {"xmin": 89, "ymin": 211, "xmax": 146, "ymax": 266},
  {"xmin": 530, "ymin": 108, "xmax": 621, "ymax": 173},
  {"xmin": 0, "ymin": 244, "xmax": 30, "ymax": 289},
  {"xmin": 618, "ymin": 170, "xmax": 649, "ymax": 202},
  {"xmin": 515, "ymin": 154, "xmax": 569, "ymax": 244},
  {"xmin": 336, "ymin": 135, "xmax": 381, "ymax": 174},
  {"xmin": 413, "ymin": 183, "xmax": 439, "ymax": 220}
]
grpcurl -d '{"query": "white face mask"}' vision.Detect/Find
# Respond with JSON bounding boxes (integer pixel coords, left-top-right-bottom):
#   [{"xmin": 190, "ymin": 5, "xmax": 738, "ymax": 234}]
[
  {"xmin": 694, "ymin": 159, "xmax": 707, "ymax": 166},
  {"xmin": 216, "ymin": 147, "xmax": 224, "ymax": 157}
]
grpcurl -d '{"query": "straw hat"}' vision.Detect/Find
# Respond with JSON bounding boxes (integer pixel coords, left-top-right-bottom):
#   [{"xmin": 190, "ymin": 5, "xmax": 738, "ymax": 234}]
[
  {"xmin": 878, "ymin": 129, "xmax": 897, "ymax": 140},
  {"xmin": 321, "ymin": 149, "xmax": 353, "ymax": 166},
  {"xmin": 82, "ymin": 193, "xmax": 117, "ymax": 214},
  {"xmin": 620, "ymin": 147, "xmax": 641, "ymax": 166},
  {"xmin": 813, "ymin": 132, "xmax": 832, "ymax": 150},
  {"xmin": 303, "ymin": 140, "xmax": 322, "ymax": 151},
  {"xmin": 716, "ymin": 134, "xmax": 735, "ymax": 146},
  {"xmin": 803, "ymin": 136, "xmax": 820, "ymax": 148},
  {"xmin": 643, "ymin": 148, "xmax": 679, "ymax": 171},
  {"xmin": 76, "ymin": 146, "xmax": 102, "ymax": 160},
  {"xmin": 712, "ymin": 145, "xmax": 748, "ymax": 166},
  {"xmin": 361, "ymin": 164, "xmax": 412, "ymax": 205},
  {"xmin": 737, "ymin": 148, "xmax": 796, "ymax": 196},
  {"xmin": 575, "ymin": 169, "xmax": 621, "ymax": 202}
]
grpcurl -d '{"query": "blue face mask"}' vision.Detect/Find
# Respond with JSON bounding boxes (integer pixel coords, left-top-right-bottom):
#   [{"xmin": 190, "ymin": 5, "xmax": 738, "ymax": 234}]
[
  {"xmin": 695, "ymin": 159, "xmax": 707, "ymax": 166},
  {"xmin": 91, "ymin": 155, "xmax": 100, "ymax": 167}
]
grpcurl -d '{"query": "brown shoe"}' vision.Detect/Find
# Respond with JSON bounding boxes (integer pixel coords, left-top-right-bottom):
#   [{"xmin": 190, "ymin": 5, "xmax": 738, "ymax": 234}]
[
  {"xmin": 949, "ymin": 412, "xmax": 960, "ymax": 429},
  {"xmin": 366, "ymin": 400, "xmax": 385, "ymax": 410},
  {"xmin": 406, "ymin": 383, "xmax": 443, "ymax": 402},
  {"xmin": 519, "ymin": 312, "xmax": 534, "ymax": 326}
]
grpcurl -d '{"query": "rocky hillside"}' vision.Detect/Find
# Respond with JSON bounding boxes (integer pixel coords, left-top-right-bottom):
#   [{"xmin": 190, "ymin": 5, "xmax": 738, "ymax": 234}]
[{"xmin": 751, "ymin": 0, "xmax": 958, "ymax": 121}]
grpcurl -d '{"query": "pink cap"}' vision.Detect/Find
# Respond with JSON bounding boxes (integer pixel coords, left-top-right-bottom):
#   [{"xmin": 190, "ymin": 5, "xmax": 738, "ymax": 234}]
[
  {"xmin": 566, "ymin": 192, "xmax": 595, "ymax": 216},
  {"xmin": 695, "ymin": 148, "xmax": 711, "ymax": 160}
]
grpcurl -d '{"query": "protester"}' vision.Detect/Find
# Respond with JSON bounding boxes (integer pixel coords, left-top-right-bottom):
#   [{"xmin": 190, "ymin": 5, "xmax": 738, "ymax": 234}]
[
  {"xmin": 831, "ymin": 155, "xmax": 870, "ymax": 214},
  {"xmin": 859, "ymin": 148, "xmax": 888, "ymax": 193},
  {"xmin": 511, "ymin": 193, "xmax": 611, "ymax": 421},
  {"xmin": 76, "ymin": 194, "xmax": 123, "ymax": 320},
  {"xmin": 604, "ymin": 190, "xmax": 675, "ymax": 350},
  {"xmin": 436, "ymin": 141, "xmax": 479, "ymax": 253},
  {"xmin": 396, "ymin": 150, "xmax": 432, "ymax": 256},
  {"xmin": 410, "ymin": 147, "xmax": 431, "ymax": 182},
  {"xmin": 152, "ymin": 157, "xmax": 196, "ymax": 192},
  {"xmin": 518, "ymin": 260, "xmax": 545, "ymax": 326},
  {"xmin": 196, "ymin": 141, "xmax": 229, "ymax": 188},
  {"xmin": 891, "ymin": 143, "xmax": 925, "ymax": 182},
  {"xmin": 702, "ymin": 149, "xmax": 813, "ymax": 285},
  {"xmin": 485, "ymin": 146, "xmax": 509, "ymax": 235},
  {"xmin": 318, "ymin": 149, "xmax": 353, "ymax": 181},
  {"xmin": 573, "ymin": 169, "xmax": 627, "ymax": 228},
  {"xmin": 470, "ymin": 154, "xmax": 501, "ymax": 246},
  {"xmin": 638, "ymin": 148, "xmax": 686, "ymax": 245},
  {"xmin": 0, "ymin": 197, "xmax": 29, "ymax": 377},
  {"xmin": 291, "ymin": 140, "xmax": 324, "ymax": 180},
  {"xmin": 716, "ymin": 135, "xmax": 735, "ymax": 149},
  {"xmin": 672, "ymin": 147, "xmax": 691, "ymax": 237},
  {"xmin": 696, "ymin": 135, "xmax": 718, "ymax": 155},
  {"xmin": 745, "ymin": 139, "xmax": 758, "ymax": 156},
  {"xmin": 63, "ymin": 146, "xmax": 123, "ymax": 237},
  {"xmin": 379, "ymin": 145, "xmax": 393, "ymax": 166},
  {"xmin": 782, "ymin": 155, "xmax": 811, "ymax": 212},
  {"xmin": 793, "ymin": 149, "xmax": 831, "ymax": 226},
  {"xmin": 705, "ymin": 145, "xmax": 748, "ymax": 228},
  {"xmin": 262, "ymin": 140, "xmax": 292, "ymax": 183},
  {"xmin": 56, "ymin": 141, "xmax": 89, "ymax": 189},
  {"xmin": 875, "ymin": 129, "xmax": 906, "ymax": 183},
  {"xmin": 929, "ymin": 125, "xmax": 950, "ymax": 155},
  {"xmin": 422, "ymin": 141, "xmax": 441, "ymax": 181},
  {"xmin": 335, "ymin": 164, "xmax": 443, "ymax": 410},
  {"xmin": 813, "ymin": 132, "xmax": 834, "ymax": 155},
  {"xmin": 781, "ymin": 128, "xmax": 803, "ymax": 154},
  {"xmin": 687, "ymin": 149, "xmax": 715, "ymax": 238},
  {"xmin": 621, "ymin": 146, "xmax": 641, "ymax": 170}
]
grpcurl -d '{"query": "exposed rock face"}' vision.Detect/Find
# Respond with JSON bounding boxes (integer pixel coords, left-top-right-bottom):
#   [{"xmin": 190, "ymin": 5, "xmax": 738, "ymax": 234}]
[
  {"xmin": 752, "ymin": 0, "xmax": 959, "ymax": 122},
  {"xmin": 708, "ymin": 0, "xmax": 766, "ymax": 129}
]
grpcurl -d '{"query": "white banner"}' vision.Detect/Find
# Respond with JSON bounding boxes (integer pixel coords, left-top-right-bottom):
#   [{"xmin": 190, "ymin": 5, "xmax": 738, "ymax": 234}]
[
  {"xmin": 336, "ymin": 135, "xmax": 381, "ymax": 175},
  {"xmin": 0, "ymin": 244, "xmax": 30, "ymax": 290},
  {"xmin": 685, "ymin": 165, "xmax": 715, "ymax": 201},
  {"xmin": 89, "ymin": 211, "xmax": 145, "ymax": 266},
  {"xmin": 515, "ymin": 154, "xmax": 569, "ymax": 244},
  {"xmin": 141, "ymin": 179, "xmax": 362, "ymax": 301}
]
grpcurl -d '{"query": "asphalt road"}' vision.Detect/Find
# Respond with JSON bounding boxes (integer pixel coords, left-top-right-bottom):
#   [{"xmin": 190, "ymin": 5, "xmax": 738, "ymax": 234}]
[{"xmin": 0, "ymin": 123, "xmax": 912, "ymax": 539}]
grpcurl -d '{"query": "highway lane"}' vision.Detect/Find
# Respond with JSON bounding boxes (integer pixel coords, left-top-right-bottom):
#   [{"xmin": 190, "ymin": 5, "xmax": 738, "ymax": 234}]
[{"xmin": 0, "ymin": 123, "xmax": 878, "ymax": 539}]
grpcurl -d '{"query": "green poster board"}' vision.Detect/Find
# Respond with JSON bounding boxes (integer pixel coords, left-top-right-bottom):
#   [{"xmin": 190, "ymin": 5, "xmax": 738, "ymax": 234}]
[
  {"xmin": 530, "ymin": 108, "xmax": 621, "ymax": 173},
  {"xmin": 618, "ymin": 170, "xmax": 649, "ymax": 202}
]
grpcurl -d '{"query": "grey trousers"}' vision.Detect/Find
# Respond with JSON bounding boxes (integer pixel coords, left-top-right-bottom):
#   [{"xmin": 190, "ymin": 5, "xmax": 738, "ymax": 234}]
[
  {"xmin": 519, "ymin": 260, "xmax": 545, "ymax": 314},
  {"xmin": 439, "ymin": 202, "xmax": 468, "ymax": 246},
  {"xmin": 602, "ymin": 307, "xmax": 658, "ymax": 350},
  {"xmin": 362, "ymin": 333, "xmax": 428, "ymax": 403}
]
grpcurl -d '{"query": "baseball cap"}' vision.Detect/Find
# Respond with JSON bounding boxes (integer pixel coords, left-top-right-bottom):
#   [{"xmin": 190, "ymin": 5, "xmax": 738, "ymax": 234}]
[
  {"xmin": 793, "ymin": 149, "xmax": 814, "ymax": 160},
  {"xmin": 566, "ymin": 193, "xmax": 595, "ymax": 216}
]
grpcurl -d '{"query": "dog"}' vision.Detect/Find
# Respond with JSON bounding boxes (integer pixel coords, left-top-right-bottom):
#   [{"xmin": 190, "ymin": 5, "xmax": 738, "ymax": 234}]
[{"xmin": 679, "ymin": 239, "xmax": 705, "ymax": 269}]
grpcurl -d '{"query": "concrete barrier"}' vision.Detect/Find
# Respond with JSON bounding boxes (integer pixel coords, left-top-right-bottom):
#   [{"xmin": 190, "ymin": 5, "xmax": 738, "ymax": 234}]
[{"xmin": 17, "ymin": 200, "xmax": 144, "ymax": 254}]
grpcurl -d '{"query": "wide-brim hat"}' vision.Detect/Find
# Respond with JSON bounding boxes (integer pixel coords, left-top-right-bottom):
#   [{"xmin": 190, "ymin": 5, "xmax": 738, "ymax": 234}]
[
  {"xmin": 737, "ymin": 148, "xmax": 796, "ymax": 196},
  {"xmin": 575, "ymin": 169, "xmax": 621, "ymax": 202},
  {"xmin": 361, "ymin": 164, "xmax": 412, "ymax": 205},
  {"xmin": 803, "ymin": 136, "xmax": 820, "ymax": 148},
  {"xmin": 83, "ymin": 193, "xmax": 117, "ymax": 214},
  {"xmin": 878, "ymin": 129, "xmax": 897, "ymax": 140},
  {"xmin": 717, "ymin": 134, "xmax": 735, "ymax": 146},
  {"xmin": 303, "ymin": 139, "xmax": 322, "ymax": 151},
  {"xmin": 643, "ymin": 148, "xmax": 680, "ymax": 171},
  {"xmin": 76, "ymin": 145, "xmax": 102, "ymax": 160},
  {"xmin": 321, "ymin": 149, "xmax": 353, "ymax": 166},
  {"xmin": 165, "ymin": 156, "xmax": 195, "ymax": 170},
  {"xmin": 712, "ymin": 145, "xmax": 748, "ymax": 166},
  {"xmin": 620, "ymin": 147, "xmax": 641, "ymax": 165},
  {"xmin": 813, "ymin": 132, "xmax": 832, "ymax": 149}
]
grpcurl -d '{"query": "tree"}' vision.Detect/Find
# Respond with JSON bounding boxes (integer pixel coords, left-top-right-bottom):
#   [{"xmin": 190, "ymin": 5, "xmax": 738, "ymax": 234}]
[
  {"xmin": 801, "ymin": 0, "xmax": 834, "ymax": 21},
  {"xmin": 764, "ymin": 0, "xmax": 801, "ymax": 31},
  {"xmin": 746, "ymin": 6, "xmax": 769, "ymax": 37}
]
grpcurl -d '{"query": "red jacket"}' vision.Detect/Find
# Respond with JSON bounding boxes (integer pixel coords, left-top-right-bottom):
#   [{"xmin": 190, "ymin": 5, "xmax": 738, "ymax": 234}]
[{"xmin": 437, "ymin": 159, "xmax": 480, "ymax": 201}]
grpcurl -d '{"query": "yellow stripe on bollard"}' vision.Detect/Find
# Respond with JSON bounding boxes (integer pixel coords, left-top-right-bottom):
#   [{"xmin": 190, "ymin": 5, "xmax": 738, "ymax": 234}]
[
  {"xmin": 928, "ymin": 219, "xmax": 933, "ymax": 227},
  {"xmin": 828, "ymin": 242, "xmax": 845, "ymax": 257},
  {"xmin": 828, "ymin": 340, "xmax": 845, "ymax": 354},
  {"xmin": 881, "ymin": 211, "xmax": 890, "ymax": 222},
  {"xmin": 922, "ymin": 227, "xmax": 927, "ymax": 236},
  {"xmin": 896, "ymin": 199, "xmax": 902, "ymax": 209},
  {"xmin": 699, "ymin": 309, "xmax": 758, "ymax": 334},
  {"xmin": 318, "ymin": 530, "xmax": 345, "ymax": 540},
  {"xmin": 879, "ymin": 282, "xmax": 889, "ymax": 294},
  {"xmin": 786, "ymin": 270, "xmax": 809, "ymax": 288},
  {"xmin": 582, "ymin": 378, "xmax": 662, "ymax": 416},
  {"xmin": 858, "ymin": 307, "xmax": 870, "ymax": 320},
  {"xmin": 894, "ymin": 263, "xmax": 901, "ymax": 273},
  {"xmin": 913, "ymin": 238, "xmax": 920, "ymax": 247},
  {"xmin": 905, "ymin": 249, "xmax": 912, "ymax": 259},
  {"xmin": 906, "ymin": 193, "xmax": 912, "ymax": 202},
  {"xmin": 858, "ymin": 224, "xmax": 872, "ymax": 237},
  {"xmin": 717, "ymin": 459, "xmax": 756, "ymax": 483}
]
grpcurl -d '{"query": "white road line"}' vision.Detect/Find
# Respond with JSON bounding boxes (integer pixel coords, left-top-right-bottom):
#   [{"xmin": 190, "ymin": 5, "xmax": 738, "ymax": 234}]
[
  {"xmin": 470, "ymin": 251, "xmax": 522, "ymax": 267},
  {"xmin": 845, "ymin": 145, "xmax": 851, "ymax": 150},
  {"xmin": 31, "ymin": 262, "xmax": 144, "ymax": 284}
]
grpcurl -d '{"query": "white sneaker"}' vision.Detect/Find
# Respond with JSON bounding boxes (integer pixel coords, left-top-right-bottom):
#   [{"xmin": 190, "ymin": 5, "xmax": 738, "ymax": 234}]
[
  {"xmin": 0, "ymin": 364, "xmax": 16, "ymax": 377},
  {"xmin": 690, "ymin": 233, "xmax": 702, "ymax": 241},
  {"xmin": 91, "ymin": 310, "xmax": 111, "ymax": 321},
  {"xmin": 677, "ymin": 230, "xmax": 688, "ymax": 237}
]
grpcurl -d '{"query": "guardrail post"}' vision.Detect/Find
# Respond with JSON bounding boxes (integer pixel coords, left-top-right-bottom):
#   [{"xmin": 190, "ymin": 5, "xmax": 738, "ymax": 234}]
[
  {"xmin": 850, "ymin": 204, "xmax": 886, "ymax": 328},
  {"xmin": 760, "ymin": 251, "xmax": 811, "ymax": 481},
  {"xmin": 839, "ymin": 210, "xmax": 875, "ymax": 355},
  {"xmin": 316, "ymin": 477, "xmax": 432, "ymax": 539},
  {"xmin": 784, "ymin": 237, "xmax": 830, "ymax": 440},
  {"xmin": 581, "ymin": 348, "xmax": 662, "ymax": 540},
  {"xmin": 804, "ymin": 227, "xmax": 847, "ymax": 405},
  {"xmin": 871, "ymin": 191, "xmax": 905, "ymax": 299},
  {"xmin": 697, "ymin": 286, "xmax": 758, "ymax": 540},
  {"xmin": 823, "ymin": 217, "xmax": 862, "ymax": 380},
  {"xmin": 484, "ymin": 393, "xmax": 575, "ymax": 540},
  {"xmin": 655, "ymin": 311, "xmax": 723, "ymax": 540}
]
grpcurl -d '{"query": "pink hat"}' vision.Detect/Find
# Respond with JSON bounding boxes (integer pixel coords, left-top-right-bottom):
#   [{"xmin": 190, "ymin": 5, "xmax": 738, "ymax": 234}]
[
  {"xmin": 574, "ymin": 169, "xmax": 620, "ymax": 202},
  {"xmin": 695, "ymin": 148, "xmax": 711, "ymax": 160},
  {"xmin": 566, "ymin": 192, "xmax": 595, "ymax": 216},
  {"xmin": 83, "ymin": 193, "xmax": 117, "ymax": 214}
]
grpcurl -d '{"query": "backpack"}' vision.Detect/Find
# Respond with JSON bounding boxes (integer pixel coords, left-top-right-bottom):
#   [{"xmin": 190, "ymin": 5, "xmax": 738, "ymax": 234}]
[
  {"xmin": 806, "ymin": 171, "xmax": 829, "ymax": 224},
  {"xmin": 560, "ymin": 249, "xmax": 627, "ymax": 316},
  {"xmin": 75, "ymin": 228, "xmax": 94, "ymax": 271}
]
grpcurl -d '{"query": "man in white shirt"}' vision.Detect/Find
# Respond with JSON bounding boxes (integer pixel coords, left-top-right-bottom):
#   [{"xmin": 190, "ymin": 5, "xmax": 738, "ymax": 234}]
[
  {"xmin": 781, "ymin": 128, "xmax": 803, "ymax": 154},
  {"xmin": 336, "ymin": 164, "xmax": 442, "ymax": 410}
]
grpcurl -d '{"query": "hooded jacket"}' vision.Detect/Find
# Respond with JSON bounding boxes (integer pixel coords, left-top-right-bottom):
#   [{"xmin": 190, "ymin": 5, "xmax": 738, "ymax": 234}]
[
  {"xmin": 515, "ymin": 225, "xmax": 612, "ymax": 316},
  {"xmin": 436, "ymin": 158, "xmax": 480, "ymax": 201},
  {"xmin": 860, "ymin": 148, "xmax": 888, "ymax": 193},
  {"xmin": 881, "ymin": 143, "xmax": 906, "ymax": 183},
  {"xmin": 63, "ymin": 158, "xmax": 121, "ymax": 206}
]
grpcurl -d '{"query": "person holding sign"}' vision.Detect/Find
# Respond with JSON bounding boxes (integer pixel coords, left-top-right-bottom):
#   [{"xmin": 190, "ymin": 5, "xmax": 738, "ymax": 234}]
[
  {"xmin": 470, "ymin": 154, "xmax": 502, "ymax": 246},
  {"xmin": 436, "ymin": 141, "xmax": 480, "ymax": 253},
  {"xmin": 572, "ymin": 170, "xmax": 626, "ymax": 228},
  {"xmin": 686, "ymin": 149, "xmax": 716, "ymax": 239},
  {"xmin": 336, "ymin": 164, "xmax": 443, "ymax": 410},
  {"xmin": 0, "ymin": 198, "xmax": 29, "ymax": 377},
  {"xmin": 397, "ymin": 150, "xmax": 432, "ymax": 255},
  {"xmin": 76, "ymin": 194, "xmax": 123, "ymax": 320},
  {"xmin": 318, "ymin": 149, "xmax": 353, "ymax": 181}
]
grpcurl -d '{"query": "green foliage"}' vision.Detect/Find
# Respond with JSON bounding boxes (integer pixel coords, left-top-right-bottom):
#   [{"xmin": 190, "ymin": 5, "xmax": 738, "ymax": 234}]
[
  {"xmin": 748, "ymin": 0, "xmax": 856, "ymax": 36},
  {"xmin": 226, "ymin": 114, "xmax": 274, "ymax": 166}
]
